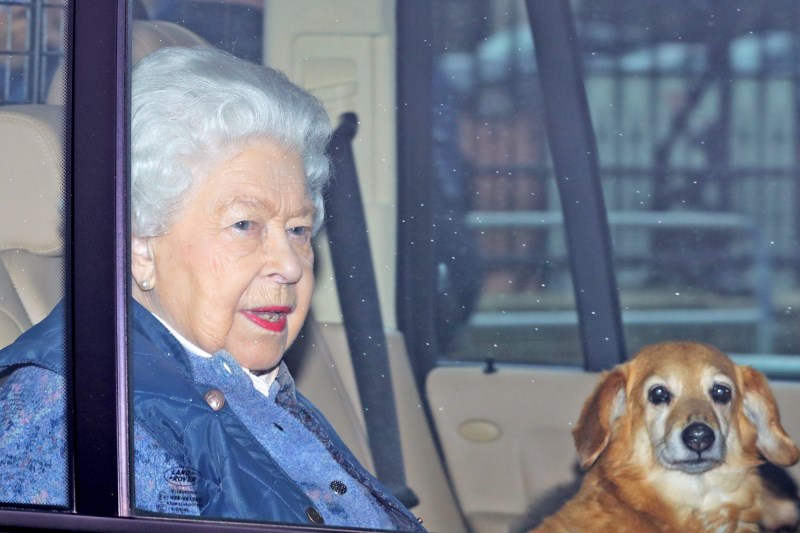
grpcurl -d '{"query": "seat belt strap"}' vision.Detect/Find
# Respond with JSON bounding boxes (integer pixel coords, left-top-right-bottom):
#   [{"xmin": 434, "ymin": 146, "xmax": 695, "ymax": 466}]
[{"xmin": 324, "ymin": 112, "xmax": 419, "ymax": 508}]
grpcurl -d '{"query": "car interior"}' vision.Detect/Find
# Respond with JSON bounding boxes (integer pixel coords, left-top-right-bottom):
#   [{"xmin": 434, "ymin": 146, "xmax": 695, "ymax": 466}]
[{"xmin": 2, "ymin": 1, "xmax": 800, "ymax": 532}]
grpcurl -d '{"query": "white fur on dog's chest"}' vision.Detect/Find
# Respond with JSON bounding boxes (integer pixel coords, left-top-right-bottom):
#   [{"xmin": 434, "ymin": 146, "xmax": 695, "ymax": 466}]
[{"xmin": 648, "ymin": 467, "xmax": 759, "ymax": 531}]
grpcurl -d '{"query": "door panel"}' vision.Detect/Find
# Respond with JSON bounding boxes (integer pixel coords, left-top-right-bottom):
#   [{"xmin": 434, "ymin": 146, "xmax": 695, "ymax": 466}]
[{"xmin": 426, "ymin": 366, "xmax": 596, "ymax": 533}]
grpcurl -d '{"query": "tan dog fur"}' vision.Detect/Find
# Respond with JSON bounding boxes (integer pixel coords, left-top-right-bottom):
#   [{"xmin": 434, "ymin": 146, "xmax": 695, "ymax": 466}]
[{"xmin": 532, "ymin": 341, "xmax": 800, "ymax": 533}]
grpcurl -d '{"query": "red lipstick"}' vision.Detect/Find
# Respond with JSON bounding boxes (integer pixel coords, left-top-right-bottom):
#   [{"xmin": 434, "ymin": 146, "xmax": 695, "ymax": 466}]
[{"xmin": 242, "ymin": 306, "xmax": 291, "ymax": 332}]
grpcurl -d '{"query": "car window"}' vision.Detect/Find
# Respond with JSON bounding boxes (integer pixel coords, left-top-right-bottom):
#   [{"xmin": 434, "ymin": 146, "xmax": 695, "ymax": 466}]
[
  {"xmin": 427, "ymin": 0, "xmax": 583, "ymax": 366},
  {"xmin": 126, "ymin": 2, "xmax": 422, "ymax": 530},
  {"xmin": 0, "ymin": 0, "xmax": 68, "ymax": 508},
  {"xmin": 0, "ymin": 0, "xmax": 63, "ymax": 104},
  {"xmin": 140, "ymin": 0, "xmax": 263, "ymax": 61},
  {"xmin": 10, "ymin": 0, "xmax": 798, "ymax": 530},
  {"xmin": 423, "ymin": 0, "xmax": 800, "ymax": 375},
  {"xmin": 574, "ymin": 0, "xmax": 800, "ymax": 372}
]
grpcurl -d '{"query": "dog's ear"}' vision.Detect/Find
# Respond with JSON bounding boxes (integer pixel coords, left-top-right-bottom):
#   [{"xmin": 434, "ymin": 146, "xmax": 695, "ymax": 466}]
[
  {"xmin": 572, "ymin": 368, "xmax": 627, "ymax": 470},
  {"xmin": 738, "ymin": 365, "xmax": 800, "ymax": 467}
]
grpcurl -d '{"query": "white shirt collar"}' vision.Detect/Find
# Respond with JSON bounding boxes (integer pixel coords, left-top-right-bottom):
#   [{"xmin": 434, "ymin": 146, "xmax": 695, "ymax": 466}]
[{"xmin": 151, "ymin": 312, "xmax": 279, "ymax": 397}]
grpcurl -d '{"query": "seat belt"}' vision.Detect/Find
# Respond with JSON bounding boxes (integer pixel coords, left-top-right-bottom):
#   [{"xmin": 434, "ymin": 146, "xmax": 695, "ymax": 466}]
[{"xmin": 324, "ymin": 112, "xmax": 419, "ymax": 508}]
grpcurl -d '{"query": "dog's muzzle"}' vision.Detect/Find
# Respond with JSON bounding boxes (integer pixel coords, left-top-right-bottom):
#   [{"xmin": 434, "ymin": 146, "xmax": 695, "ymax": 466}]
[{"xmin": 659, "ymin": 420, "xmax": 724, "ymax": 473}]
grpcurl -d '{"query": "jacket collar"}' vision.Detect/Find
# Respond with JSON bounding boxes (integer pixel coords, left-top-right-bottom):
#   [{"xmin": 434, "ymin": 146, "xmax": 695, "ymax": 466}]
[
  {"xmin": 132, "ymin": 298, "xmax": 194, "ymax": 376},
  {"xmin": 0, "ymin": 299, "xmax": 66, "ymax": 375}
]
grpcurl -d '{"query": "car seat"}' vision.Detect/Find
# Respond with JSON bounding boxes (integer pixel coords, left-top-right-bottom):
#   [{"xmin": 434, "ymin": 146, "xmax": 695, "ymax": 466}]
[
  {"xmin": 0, "ymin": 104, "xmax": 64, "ymax": 349},
  {"xmin": 0, "ymin": 20, "xmax": 208, "ymax": 350}
]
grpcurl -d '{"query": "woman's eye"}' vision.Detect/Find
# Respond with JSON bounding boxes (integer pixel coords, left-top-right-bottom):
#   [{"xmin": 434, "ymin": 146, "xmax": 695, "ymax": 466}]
[
  {"xmin": 710, "ymin": 383, "xmax": 732, "ymax": 404},
  {"xmin": 648, "ymin": 385, "xmax": 671, "ymax": 405},
  {"xmin": 288, "ymin": 226, "xmax": 310, "ymax": 238},
  {"xmin": 232, "ymin": 220, "xmax": 256, "ymax": 232}
]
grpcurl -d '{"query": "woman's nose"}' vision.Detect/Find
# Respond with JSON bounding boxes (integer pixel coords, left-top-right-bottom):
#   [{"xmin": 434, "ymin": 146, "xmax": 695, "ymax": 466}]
[{"xmin": 261, "ymin": 233, "xmax": 304, "ymax": 284}]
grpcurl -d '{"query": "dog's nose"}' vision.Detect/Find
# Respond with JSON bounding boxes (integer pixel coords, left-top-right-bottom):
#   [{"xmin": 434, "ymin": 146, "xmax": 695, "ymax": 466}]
[{"xmin": 682, "ymin": 422, "xmax": 715, "ymax": 452}]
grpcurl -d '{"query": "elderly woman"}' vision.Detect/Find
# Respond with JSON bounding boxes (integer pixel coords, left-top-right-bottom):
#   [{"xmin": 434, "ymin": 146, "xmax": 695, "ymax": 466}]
[{"xmin": 0, "ymin": 46, "xmax": 425, "ymax": 531}]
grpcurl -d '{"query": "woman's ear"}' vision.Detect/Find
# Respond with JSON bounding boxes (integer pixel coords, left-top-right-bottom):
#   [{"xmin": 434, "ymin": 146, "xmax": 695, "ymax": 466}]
[
  {"xmin": 738, "ymin": 365, "xmax": 800, "ymax": 467},
  {"xmin": 131, "ymin": 236, "xmax": 156, "ymax": 291},
  {"xmin": 572, "ymin": 368, "xmax": 627, "ymax": 470}
]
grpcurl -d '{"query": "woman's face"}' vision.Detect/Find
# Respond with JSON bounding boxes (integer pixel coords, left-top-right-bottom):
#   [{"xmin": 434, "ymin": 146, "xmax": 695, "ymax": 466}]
[{"xmin": 132, "ymin": 140, "xmax": 315, "ymax": 372}]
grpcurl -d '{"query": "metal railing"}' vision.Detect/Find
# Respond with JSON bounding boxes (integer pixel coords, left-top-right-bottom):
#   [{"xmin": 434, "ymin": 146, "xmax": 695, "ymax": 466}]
[{"xmin": 466, "ymin": 210, "xmax": 775, "ymax": 353}]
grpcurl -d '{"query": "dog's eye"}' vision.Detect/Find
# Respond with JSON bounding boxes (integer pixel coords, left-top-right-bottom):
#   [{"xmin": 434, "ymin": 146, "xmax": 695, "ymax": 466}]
[
  {"xmin": 648, "ymin": 385, "xmax": 671, "ymax": 405},
  {"xmin": 710, "ymin": 383, "xmax": 732, "ymax": 404}
]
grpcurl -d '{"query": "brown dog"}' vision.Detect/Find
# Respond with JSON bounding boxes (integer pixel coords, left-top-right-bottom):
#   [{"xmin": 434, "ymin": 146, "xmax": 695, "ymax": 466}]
[{"xmin": 531, "ymin": 341, "xmax": 800, "ymax": 533}]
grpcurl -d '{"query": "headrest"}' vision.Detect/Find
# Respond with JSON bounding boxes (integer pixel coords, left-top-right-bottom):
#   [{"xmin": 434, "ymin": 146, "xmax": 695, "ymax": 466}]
[
  {"xmin": 47, "ymin": 20, "xmax": 209, "ymax": 104},
  {"xmin": 130, "ymin": 19, "xmax": 210, "ymax": 64},
  {"xmin": 0, "ymin": 105, "xmax": 64, "ymax": 255}
]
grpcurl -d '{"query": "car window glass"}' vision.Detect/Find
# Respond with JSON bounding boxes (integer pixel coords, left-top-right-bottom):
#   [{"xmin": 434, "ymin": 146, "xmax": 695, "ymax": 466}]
[
  {"xmin": 140, "ymin": 0, "xmax": 263, "ymax": 63},
  {"xmin": 126, "ymin": 3, "xmax": 421, "ymax": 530},
  {"xmin": 430, "ymin": 0, "xmax": 583, "ymax": 366},
  {"xmin": 429, "ymin": 0, "xmax": 800, "ymax": 374},
  {"xmin": 128, "ymin": 0, "xmax": 269, "ymax": 520},
  {"xmin": 0, "ymin": 0, "xmax": 69, "ymax": 508},
  {"xmin": 574, "ymin": 0, "xmax": 800, "ymax": 372}
]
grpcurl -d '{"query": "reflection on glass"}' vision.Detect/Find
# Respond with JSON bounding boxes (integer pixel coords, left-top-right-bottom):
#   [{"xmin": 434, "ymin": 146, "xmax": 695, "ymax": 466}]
[
  {"xmin": 574, "ymin": 0, "xmax": 800, "ymax": 366},
  {"xmin": 0, "ymin": 1, "xmax": 65, "ymax": 104},
  {"xmin": 0, "ymin": 0, "xmax": 68, "ymax": 508},
  {"xmin": 139, "ymin": 0, "xmax": 263, "ymax": 62},
  {"xmin": 431, "ymin": 0, "xmax": 582, "ymax": 365},
  {"xmin": 430, "ymin": 0, "xmax": 800, "ymax": 370}
]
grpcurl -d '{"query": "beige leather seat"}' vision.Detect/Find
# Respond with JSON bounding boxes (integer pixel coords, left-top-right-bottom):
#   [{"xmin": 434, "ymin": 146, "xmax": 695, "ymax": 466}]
[
  {"xmin": 0, "ymin": 104, "xmax": 64, "ymax": 349},
  {"xmin": 0, "ymin": 21, "xmax": 208, "ymax": 350}
]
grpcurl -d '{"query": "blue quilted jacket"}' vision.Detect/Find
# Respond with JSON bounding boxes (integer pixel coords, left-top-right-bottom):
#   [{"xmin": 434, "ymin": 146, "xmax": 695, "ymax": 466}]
[{"xmin": 0, "ymin": 301, "xmax": 425, "ymax": 531}]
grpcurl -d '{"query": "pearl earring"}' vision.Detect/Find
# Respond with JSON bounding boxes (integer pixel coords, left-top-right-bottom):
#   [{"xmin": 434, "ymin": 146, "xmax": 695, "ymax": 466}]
[{"xmin": 140, "ymin": 280, "xmax": 149, "ymax": 290}]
